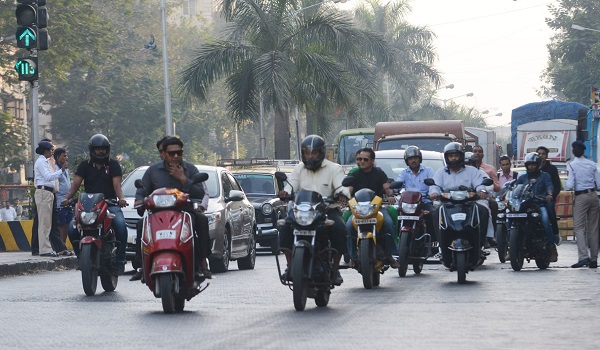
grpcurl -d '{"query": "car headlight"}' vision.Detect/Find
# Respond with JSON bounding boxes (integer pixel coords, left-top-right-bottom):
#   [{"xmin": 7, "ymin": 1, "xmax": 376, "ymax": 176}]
[
  {"xmin": 353, "ymin": 202, "xmax": 376, "ymax": 217},
  {"xmin": 152, "ymin": 194, "xmax": 177, "ymax": 208},
  {"xmin": 294, "ymin": 208, "xmax": 317, "ymax": 226},
  {"xmin": 401, "ymin": 202, "xmax": 418, "ymax": 214},
  {"xmin": 262, "ymin": 203, "xmax": 273, "ymax": 215},
  {"xmin": 80, "ymin": 210, "xmax": 99, "ymax": 225},
  {"xmin": 206, "ymin": 212, "xmax": 221, "ymax": 226}
]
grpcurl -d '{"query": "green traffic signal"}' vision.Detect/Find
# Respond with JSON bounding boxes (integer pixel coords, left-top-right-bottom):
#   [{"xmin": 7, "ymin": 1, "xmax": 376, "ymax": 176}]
[
  {"xmin": 16, "ymin": 26, "xmax": 37, "ymax": 49},
  {"xmin": 14, "ymin": 57, "xmax": 38, "ymax": 81}
]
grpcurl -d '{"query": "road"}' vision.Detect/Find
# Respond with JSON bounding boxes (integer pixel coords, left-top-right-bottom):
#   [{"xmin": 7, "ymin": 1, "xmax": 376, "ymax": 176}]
[{"xmin": 0, "ymin": 244, "xmax": 597, "ymax": 349}]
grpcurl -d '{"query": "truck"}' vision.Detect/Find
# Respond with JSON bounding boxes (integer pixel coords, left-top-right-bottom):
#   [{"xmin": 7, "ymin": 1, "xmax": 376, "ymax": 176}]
[
  {"xmin": 328, "ymin": 128, "xmax": 374, "ymax": 165},
  {"xmin": 465, "ymin": 127, "xmax": 499, "ymax": 167},
  {"xmin": 511, "ymin": 100, "xmax": 592, "ymax": 164},
  {"xmin": 373, "ymin": 120, "xmax": 469, "ymax": 153}
]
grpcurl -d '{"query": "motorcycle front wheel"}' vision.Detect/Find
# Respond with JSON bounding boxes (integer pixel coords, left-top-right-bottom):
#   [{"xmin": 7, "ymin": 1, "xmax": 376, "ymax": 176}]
[
  {"xmin": 159, "ymin": 273, "xmax": 176, "ymax": 314},
  {"xmin": 509, "ymin": 227, "xmax": 525, "ymax": 271},
  {"xmin": 496, "ymin": 223, "xmax": 508, "ymax": 264},
  {"xmin": 397, "ymin": 232, "xmax": 410, "ymax": 277},
  {"xmin": 360, "ymin": 239, "xmax": 375, "ymax": 289},
  {"xmin": 81, "ymin": 244, "xmax": 99, "ymax": 296},
  {"xmin": 456, "ymin": 251, "xmax": 467, "ymax": 284},
  {"xmin": 315, "ymin": 290, "xmax": 330, "ymax": 307},
  {"xmin": 292, "ymin": 248, "xmax": 309, "ymax": 311}
]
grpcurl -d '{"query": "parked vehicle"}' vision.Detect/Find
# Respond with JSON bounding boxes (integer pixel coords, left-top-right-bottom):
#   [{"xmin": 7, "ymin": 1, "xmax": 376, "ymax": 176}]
[
  {"xmin": 505, "ymin": 181, "xmax": 551, "ymax": 271},
  {"xmin": 390, "ymin": 180, "xmax": 436, "ymax": 277},
  {"xmin": 135, "ymin": 174, "xmax": 210, "ymax": 313},
  {"xmin": 374, "ymin": 149, "xmax": 446, "ymax": 182},
  {"xmin": 71, "ymin": 193, "xmax": 120, "ymax": 296},
  {"xmin": 275, "ymin": 172, "xmax": 339, "ymax": 311},
  {"xmin": 426, "ymin": 177, "xmax": 493, "ymax": 284}
]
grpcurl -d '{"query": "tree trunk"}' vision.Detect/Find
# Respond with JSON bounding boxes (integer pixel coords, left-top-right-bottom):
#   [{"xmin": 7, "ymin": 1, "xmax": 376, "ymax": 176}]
[
  {"xmin": 274, "ymin": 110, "xmax": 291, "ymax": 159},
  {"xmin": 306, "ymin": 112, "xmax": 318, "ymax": 135}
]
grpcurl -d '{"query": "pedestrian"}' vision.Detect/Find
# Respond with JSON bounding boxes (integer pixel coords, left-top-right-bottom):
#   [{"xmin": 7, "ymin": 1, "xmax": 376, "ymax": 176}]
[
  {"xmin": 565, "ymin": 140, "xmax": 600, "ymax": 268},
  {"xmin": 0, "ymin": 201, "xmax": 18, "ymax": 221},
  {"xmin": 14, "ymin": 199, "xmax": 23, "ymax": 220},
  {"xmin": 34, "ymin": 140, "xmax": 66, "ymax": 257},
  {"xmin": 54, "ymin": 148, "xmax": 74, "ymax": 252}
]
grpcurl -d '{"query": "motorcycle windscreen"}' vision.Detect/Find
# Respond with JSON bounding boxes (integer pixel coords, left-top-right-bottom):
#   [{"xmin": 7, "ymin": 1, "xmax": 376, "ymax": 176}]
[
  {"xmin": 354, "ymin": 188, "xmax": 376, "ymax": 202},
  {"xmin": 78, "ymin": 193, "xmax": 105, "ymax": 211},
  {"xmin": 507, "ymin": 184, "xmax": 527, "ymax": 211},
  {"xmin": 441, "ymin": 203, "xmax": 480, "ymax": 232},
  {"xmin": 294, "ymin": 189, "xmax": 323, "ymax": 205}
]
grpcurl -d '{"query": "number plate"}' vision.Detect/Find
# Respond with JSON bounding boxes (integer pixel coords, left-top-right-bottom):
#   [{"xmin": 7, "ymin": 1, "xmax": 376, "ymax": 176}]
[
  {"xmin": 507, "ymin": 213, "xmax": 528, "ymax": 218},
  {"xmin": 293, "ymin": 229, "xmax": 316, "ymax": 236},
  {"xmin": 156, "ymin": 230, "xmax": 176, "ymax": 240},
  {"xmin": 398, "ymin": 215, "xmax": 419, "ymax": 221},
  {"xmin": 354, "ymin": 218, "xmax": 378, "ymax": 224},
  {"xmin": 451, "ymin": 213, "xmax": 467, "ymax": 221}
]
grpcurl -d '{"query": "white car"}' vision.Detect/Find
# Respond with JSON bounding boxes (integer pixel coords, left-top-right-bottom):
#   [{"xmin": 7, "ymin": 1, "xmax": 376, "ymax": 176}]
[{"xmin": 374, "ymin": 149, "xmax": 446, "ymax": 180}]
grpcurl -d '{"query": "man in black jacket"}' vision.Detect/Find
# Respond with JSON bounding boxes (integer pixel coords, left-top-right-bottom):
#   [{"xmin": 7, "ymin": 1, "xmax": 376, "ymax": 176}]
[{"xmin": 537, "ymin": 146, "xmax": 561, "ymax": 243}]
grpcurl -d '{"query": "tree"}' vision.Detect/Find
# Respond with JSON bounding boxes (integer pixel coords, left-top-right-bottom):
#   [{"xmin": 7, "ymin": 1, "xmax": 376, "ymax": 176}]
[{"xmin": 0, "ymin": 110, "xmax": 28, "ymax": 172}]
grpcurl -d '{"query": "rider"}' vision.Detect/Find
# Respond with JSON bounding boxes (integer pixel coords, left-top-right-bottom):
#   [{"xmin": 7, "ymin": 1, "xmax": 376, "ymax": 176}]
[
  {"xmin": 345, "ymin": 147, "xmax": 398, "ymax": 268},
  {"xmin": 62, "ymin": 134, "xmax": 128, "ymax": 275},
  {"xmin": 515, "ymin": 152, "xmax": 558, "ymax": 262},
  {"xmin": 429, "ymin": 142, "xmax": 492, "ymax": 260},
  {"xmin": 471, "ymin": 145, "xmax": 500, "ymax": 247},
  {"xmin": 395, "ymin": 145, "xmax": 436, "ymax": 244},
  {"xmin": 278, "ymin": 135, "xmax": 350, "ymax": 286},
  {"xmin": 132, "ymin": 136, "xmax": 211, "ymax": 280}
]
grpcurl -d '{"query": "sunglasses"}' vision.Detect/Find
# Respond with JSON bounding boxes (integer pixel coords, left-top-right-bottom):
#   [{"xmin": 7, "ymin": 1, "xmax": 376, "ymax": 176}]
[
  {"xmin": 166, "ymin": 150, "xmax": 183, "ymax": 157},
  {"xmin": 356, "ymin": 157, "xmax": 371, "ymax": 162}
]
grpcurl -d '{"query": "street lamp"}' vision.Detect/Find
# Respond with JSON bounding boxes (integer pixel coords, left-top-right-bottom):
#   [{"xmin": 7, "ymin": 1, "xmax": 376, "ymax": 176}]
[
  {"xmin": 288, "ymin": 0, "xmax": 347, "ymax": 17},
  {"xmin": 161, "ymin": 0, "xmax": 173, "ymax": 136},
  {"xmin": 437, "ymin": 84, "xmax": 454, "ymax": 90},
  {"xmin": 440, "ymin": 92, "xmax": 474, "ymax": 108},
  {"xmin": 484, "ymin": 112, "xmax": 503, "ymax": 119},
  {"xmin": 571, "ymin": 24, "xmax": 600, "ymax": 33}
]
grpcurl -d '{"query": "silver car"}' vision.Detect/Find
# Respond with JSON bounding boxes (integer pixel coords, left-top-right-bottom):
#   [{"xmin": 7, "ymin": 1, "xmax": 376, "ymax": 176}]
[{"xmin": 121, "ymin": 165, "xmax": 257, "ymax": 273}]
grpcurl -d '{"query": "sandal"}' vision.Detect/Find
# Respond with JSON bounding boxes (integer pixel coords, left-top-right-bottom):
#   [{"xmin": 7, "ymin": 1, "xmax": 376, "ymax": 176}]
[{"xmin": 59, "ymin": 250, "xmax": 74, "ymax": 256}]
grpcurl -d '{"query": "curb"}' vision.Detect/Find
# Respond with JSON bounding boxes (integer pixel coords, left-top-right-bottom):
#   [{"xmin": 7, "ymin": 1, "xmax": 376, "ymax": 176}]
[{"xmin": 0, "ymin": 256, "xmax": 77, "ymax": 277}]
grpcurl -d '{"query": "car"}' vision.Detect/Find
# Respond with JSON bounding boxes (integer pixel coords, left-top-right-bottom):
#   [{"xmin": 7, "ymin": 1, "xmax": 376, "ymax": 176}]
[
  {"xmin": 121, "ymin": 165, "xmax": 257, "ymax": 273},
  {"xmin": 373, "ymin": 149, "xmax": 446, "ymax": 180}
]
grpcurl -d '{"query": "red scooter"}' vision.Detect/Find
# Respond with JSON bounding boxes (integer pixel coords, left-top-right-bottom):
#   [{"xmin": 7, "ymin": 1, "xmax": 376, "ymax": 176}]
[
  {"xmin": 135, "ymin": 173, "xmax": 209, "ymax": 313},
  {"xmin": 73, "ymin": 193, "xmax": 120, "ymax": 296}
]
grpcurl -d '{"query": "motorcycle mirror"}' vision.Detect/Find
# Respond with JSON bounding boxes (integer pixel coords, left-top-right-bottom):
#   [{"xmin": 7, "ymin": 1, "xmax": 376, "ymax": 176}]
[
  {"xmin": 389, "ymin": 180, "xmax": 403, "ymax": 190},
  {"xmin": 341, "ymin": 176, "xmax": 355, "ymax": 187},
  {"xmin": 274, "ymin": 171, "xmax": 287, "ymax": 181},
  {"xmin": 424, "ymin": 178, "xmax": 435, "ymax": 186},
  {"xmin": 193, "ymin": 172, "xmax": 209, "ymax": 183},
  {"xmin": 134, "ymin": 179, "xmax": 144, "ymax": 189},
  {"xmin": 482, "ymin": 178, "xmax": 493, "ymax": 186}
]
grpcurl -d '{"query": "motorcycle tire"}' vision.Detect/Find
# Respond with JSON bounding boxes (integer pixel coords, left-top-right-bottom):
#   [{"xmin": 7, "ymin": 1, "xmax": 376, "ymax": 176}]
[
  {"xmin": 509, "ymin": 227, "xmax": 525, "ymax": 271},
  {"xmin": 81, "ymin": 244, "xmax": 99, "ymax": 296},
  {"xmin": 496, "ymin": 224, "xmax": 508, "ymax": 264},
  {"xmin": 100, "ymin": 271, "xmax": 118, "ymax": 292},
  {"xmin": 315, "ymin": 290, "xmax": 330, "ymax": 307},
  {"xmin": 413, "ymin": 262, "xmax": 423, "ymax": 274},
  {"xmin": 160, "ymin": 273, "xmax": 175, "ymax": 314},
  {"xmin": 456, "ymin": 251, "xmax": 467, "ymax": 284},
  {"xmin": 397, "ymin": 232, "xmax": 410, "ymax": 277},
  {"xmin": 292, "ymin": 247, "xmax": 309, "ymax": 311},
  {"xmin": 535, "ymin": 245, "xmax": 550, "ymax": 270},
  {"xmin": 360, "ymin": 239, "xmax": 374, "ymax": 289}
]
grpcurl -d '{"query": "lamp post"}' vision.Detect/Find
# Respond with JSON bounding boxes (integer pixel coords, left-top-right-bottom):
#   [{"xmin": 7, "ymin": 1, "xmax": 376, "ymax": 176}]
[
  {"xmin": 572, "ymin": 24, "xmax": 600, "ymax": 33},
  {"xmin": 440, "ymin": 92, "xmax": 474, "ymax": 108},
  {"xmin": 161, "ymin": 0, "xmax": 173, "ymax": 136}
]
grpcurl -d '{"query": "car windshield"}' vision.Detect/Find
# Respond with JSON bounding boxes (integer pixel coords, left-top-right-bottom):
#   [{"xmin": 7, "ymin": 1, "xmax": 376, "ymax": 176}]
[
  {"xmin": 377, "ymin": 138, "xmax": 451, "ymax": 152},
  {"xmin": 233, "ymin": 174, "xmax": 275, "ymax": 195},
  {"xmin": 375, "ymin": 158, "xmax": 445, "ymax": 180},
  {"xmin": 121, "ymin": 167, "xmax": 220, "ymax": 198}
]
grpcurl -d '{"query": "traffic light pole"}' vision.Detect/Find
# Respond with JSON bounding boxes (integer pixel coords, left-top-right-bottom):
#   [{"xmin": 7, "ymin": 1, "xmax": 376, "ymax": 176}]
[
  {"xmin": 161, "ymin": 0, "xmax": 173, "ymax": 136},
  {"xmin": 30, "ymin": 78, "xmax": 39, "ymax": 155}
]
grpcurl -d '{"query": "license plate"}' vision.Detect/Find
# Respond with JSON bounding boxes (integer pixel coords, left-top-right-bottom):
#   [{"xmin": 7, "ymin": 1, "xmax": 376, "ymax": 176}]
[
  {"xmin": 398, "ymin": 215, "xmax": 419, "ymax": 221},
  {"xmin": 354, "ymin": 218, "xmax": 378, "ymax": 224},
  {"xmin": 507, "ymin": 213, "xmax": 527, "ymax": 218},
  {"xmin": 451, "ymin": 213, "xmax": 467, "ymax": 221},
  {"xmin": 156, "ymin": 230, "xmax": 176, "ymax": 240},
  {"xmin": 293, "ymin": 229, "xmax": 316, "ymax": 236}
]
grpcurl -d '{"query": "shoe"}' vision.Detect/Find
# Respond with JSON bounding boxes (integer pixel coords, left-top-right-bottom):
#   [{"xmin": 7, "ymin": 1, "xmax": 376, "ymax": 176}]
[
  {"xmin": 433, "ymin": 252, "xmax": 443, "ymax": 260},
  {"xmin": 333, "ymin": 270, "xmax": 343, "ymax": 286},
  {"xmin": 571, "ymin": 258, "xmax": 590, "ymax": 268},
  {"xmin": 349, "ymin": 259, "xmax": 358, "ymax": 269},
  {"xmin": 198, "ymin": 269, "xmax": 212, "ymax": 279},
  {"xmin": 549, "ymin": 244, "xmax": 558, "ymax": 262},
  {"xmin": 32, "ymin": 252, "xmax": 39, "ymax": 256},
  {"xmin": 505, "ymin": 253, "xmax": 510, "ymax": 261},
  {"xmin": 386, "ymin": 256, "xmax": 399, "ymax": 268},
  {"xmin": 487, "ymin": 237, "xmax": 498, "ymax": 248},
  {"xmin": 40, "ymin": 251, "xmax": 59, "ymax": 257},
  {"xmin": 589, "ymin": 261, "xmax": 598, "ymax": 269},
  {"xmin": 483, "ymin": 240, "xmax": 490, "ymax": 249},
  {"xmin": 58, "ymin": 250, "xmax": 74, "ymax": 256},
  {"xmin": 117, "ymin": 261, "xmax": 126, "ymax": 275},
  {"xmin": 129, "ymin": 269, "xmax": 143, "ymax": 281}
]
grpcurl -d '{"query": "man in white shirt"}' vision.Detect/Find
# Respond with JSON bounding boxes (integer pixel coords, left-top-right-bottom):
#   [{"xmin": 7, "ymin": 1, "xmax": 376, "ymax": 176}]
[{"xmin": 0, "ymin": 201, "xmax": 17, "ymax": 221}]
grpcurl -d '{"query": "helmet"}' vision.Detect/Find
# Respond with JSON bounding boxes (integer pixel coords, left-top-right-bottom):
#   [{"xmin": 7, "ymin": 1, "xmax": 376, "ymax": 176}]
[
  {"xmin": 524, "ymin": 152, "xmax": 541, "ymax": 175},
  {"xmin": 403, "ymin": 145, "xmax": 422, "ymax": 166},
  {"xmin": 301, "ymin": 135, "xmax": 326, "ymax": 170},
  {"xmin": 443, "ymin": 142, "xmax": 464, "ymax": 167},
  {"xmin": 464, "ymin": 151, "xmax": 476, "ymax": 166},
  {"xmin": 88, "ymin": 134, "xmax": 111, "ymax": 163}
]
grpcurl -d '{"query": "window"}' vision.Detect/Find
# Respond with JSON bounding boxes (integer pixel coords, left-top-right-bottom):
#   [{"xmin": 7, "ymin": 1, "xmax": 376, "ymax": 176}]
[{"xmin": 182, "ymin": 0, "xmax": 197, "ymax": 16}]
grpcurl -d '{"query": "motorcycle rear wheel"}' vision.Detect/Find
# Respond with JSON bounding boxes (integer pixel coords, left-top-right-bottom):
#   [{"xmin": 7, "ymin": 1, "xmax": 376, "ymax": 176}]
[
  {"xmin": 81, "ymin": 244, "xmax": 99, "ymax": 296},
  {"xmin": 360, "ymin": 239, "xmax": 374, "ymax": 289},
  {"xmin": 496, "ymin": 224, "xmax": 508, "ymax": 264},
  {"xmin": 292, "ymin": 248, "xmax": 309, "ymax": 311},
  {"xmin": 509, "ymin": 228, "xmax": 525, "ymax": 271},
  {"xmin": 456, "ymin": 251, "xmax": 467, "ymax": 284},
  {"xmin": 397, "ymin": 232, "xmax": 410, "ymax": 277},
  {"xmin": 160, "ymin": 274, "xmax": 175, "ymax": 314}
]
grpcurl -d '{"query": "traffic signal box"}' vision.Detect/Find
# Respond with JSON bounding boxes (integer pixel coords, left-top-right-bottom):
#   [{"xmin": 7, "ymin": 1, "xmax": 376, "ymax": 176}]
[{"xmin": 15, "ymin": 0, "xmax": 49, "ymax": 81}]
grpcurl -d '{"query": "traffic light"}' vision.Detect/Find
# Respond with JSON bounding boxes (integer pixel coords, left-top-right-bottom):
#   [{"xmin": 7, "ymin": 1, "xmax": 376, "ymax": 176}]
[
  {"xmin": 15, "ymin": 0, "xmax": 50, "ymax": 50},
  {"xmin": 14, "ymin": 57, "xmax": 38, "ymax": 81}
]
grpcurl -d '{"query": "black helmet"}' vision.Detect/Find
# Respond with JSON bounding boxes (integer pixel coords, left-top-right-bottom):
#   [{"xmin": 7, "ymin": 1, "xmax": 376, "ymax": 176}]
[
  {"xmin": 404, "ymin": 145, "xmax": 422, "ymax": 166},
  {"xmin": 88, "ymin": 134, "xmax": 111, "ymax": 163},
  {"xmin": 524, "ymin": 152, "xmax": 541, "ymax": 175},
  {"xmin": 301, "ymin": 135, "xmax": 326, "ymax": 170},
  {"xmin": 443, "ymin": 142, "xmax": 464, "ymax": 167}
]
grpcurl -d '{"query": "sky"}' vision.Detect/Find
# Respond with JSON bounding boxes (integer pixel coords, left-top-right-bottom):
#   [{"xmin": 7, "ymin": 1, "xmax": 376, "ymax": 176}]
[{"xmin": 405, "ymin": 0, "xmax": 557, "ymax": 132}]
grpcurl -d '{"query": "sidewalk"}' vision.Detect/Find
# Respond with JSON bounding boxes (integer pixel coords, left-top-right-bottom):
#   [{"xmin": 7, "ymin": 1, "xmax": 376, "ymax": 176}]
[{"xmin": 0, "ymin": 252, "xmax": 77, "ymax": 277}]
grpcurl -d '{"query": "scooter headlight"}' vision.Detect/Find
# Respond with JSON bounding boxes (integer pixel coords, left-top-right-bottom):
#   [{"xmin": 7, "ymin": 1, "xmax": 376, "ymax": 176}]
[
  {"xmin": 152, "ymin": 194, "xmax": 177, "ymax": 208},
  {"xmin": 80, "ymin": 210, "xmax": 99, "ymax": 225},
  {"xmin": 353, "ymin": 202, "xmax": 376, "ymax": 217},
  {"xmin": 401, "ymin": 202, "xmax": 418, "ymax": 214},
  {"xmin": 180, "ymin": 219, "xmax": 193, "ymax": 243},
  {"xmin": 294, "ymin": 203, "xmax": 317, "ymax": 226}
]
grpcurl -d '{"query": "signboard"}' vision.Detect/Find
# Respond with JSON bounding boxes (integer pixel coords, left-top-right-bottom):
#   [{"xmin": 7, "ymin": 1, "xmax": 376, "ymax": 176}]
[
  {"xmin": 520, "ymin": 130, "xmax": 569, "ymax": 161},
  {"xmin": 592, "ymin": 85, "xmax": 600, "ymax": 110}
]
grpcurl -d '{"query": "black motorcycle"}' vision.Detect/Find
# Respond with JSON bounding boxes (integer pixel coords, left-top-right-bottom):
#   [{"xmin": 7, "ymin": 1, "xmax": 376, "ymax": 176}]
[
  {"xmin": 275, "ymin": 172, "xmax": 339, "ymax": 311},
  {"xmin": 505, "ymin": 179, "xmax": 551, "ymax": 271},
  {"xmin": 426, "ymin": 178, "xmax": 493, "ymax": 284}
]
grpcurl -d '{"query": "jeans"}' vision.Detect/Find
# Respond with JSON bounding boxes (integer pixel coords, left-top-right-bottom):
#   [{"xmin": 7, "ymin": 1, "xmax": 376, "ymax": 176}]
[
  {"xmin": 68, "ymin": 205, "xmax": 127, "ymax": 263},
  {"xmin": 539, "ymin": 206, "xmax": 554, "ymax": 246},
  {"xmin": 346, "ymin": 208, "xmax": 395, "ymax": 259}
]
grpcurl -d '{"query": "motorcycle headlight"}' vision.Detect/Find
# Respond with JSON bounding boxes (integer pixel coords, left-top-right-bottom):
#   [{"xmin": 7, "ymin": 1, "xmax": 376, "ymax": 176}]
[
  {"xmin": 294, "ymin": 207, "xmax": 317, "ymax": 226},
  {"xmin": 80, "ymin": 210, "xmax": 99, "ymax": 225},
  {"xmin": 497, "ymin": 201, "xmax": 506, "ymax": 211},
  {"xmin": 401, "ymin": 202, "xmax": 418, "ymax": 214},
  {"xmin": 449, "ymin": 191, "xmax": 468, "ymax": 201},
  {"xmin": 353, "ymin": 202, "xmax": 376, "ymax": 217},
  {"xmin": 262, "ymin": 203, "xmax": 273, "ymax": 215},
  {"xmin": 180, "ymin": 219, "xmax": 193, "ymax": 243},
  {"xmin": 152, "ymin": 194, "xmax": 177, "ymax": 208}
]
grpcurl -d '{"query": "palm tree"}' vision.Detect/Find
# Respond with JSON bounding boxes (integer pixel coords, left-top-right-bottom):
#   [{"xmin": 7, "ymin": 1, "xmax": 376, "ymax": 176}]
[{"xmin": 179, "ymin": 0, "xmax": 390, "ymax": 159}]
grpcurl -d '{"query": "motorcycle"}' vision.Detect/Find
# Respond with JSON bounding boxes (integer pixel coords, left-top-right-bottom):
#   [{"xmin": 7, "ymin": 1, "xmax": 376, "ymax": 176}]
[
  {"xmin": 72, "ymin": 193, "xmax": 120, "ymax": 296},
  {"xmin": 505, "ymin": 179, "xmax": 551, "ymax": 271},
  {"xmin": 425, "ymin": 177, "xmax": 494, "ymax": 284},
  {"xmin": 275, "ymin": 172, "xmax": 339, "ymax": 311},
  {"xmin": 389, "ymin": 181, "xmax": 436, "ymax": 277},
  {"xmin": 494, "ymin": 180, "xmax": 515, "ymax": 263},
  {"xmin": 135, "ymin": 173, "xmax": 210, "ymax": 313}
]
